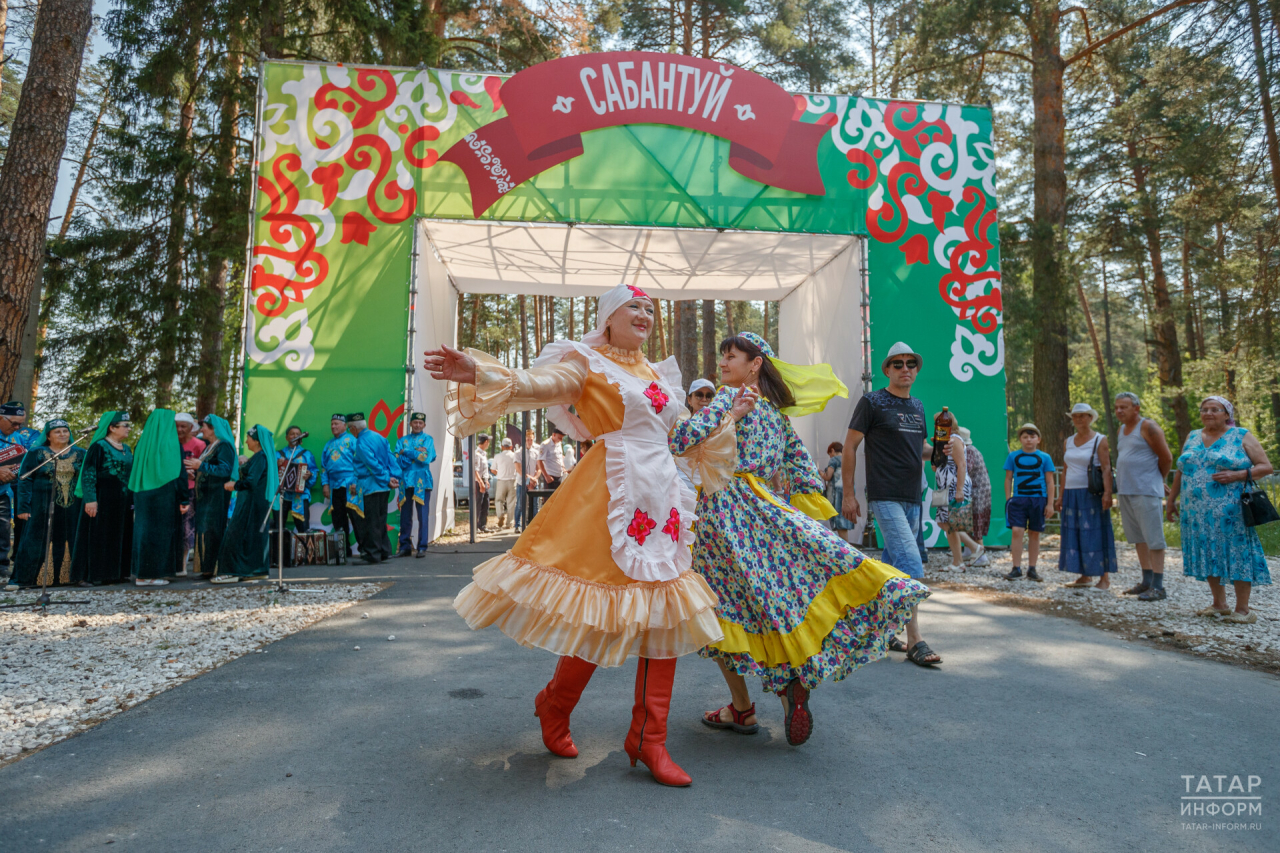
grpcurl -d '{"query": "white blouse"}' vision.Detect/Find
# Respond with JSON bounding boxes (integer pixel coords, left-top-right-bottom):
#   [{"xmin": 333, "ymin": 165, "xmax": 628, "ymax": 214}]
[{"xmin": 1063, "ymin": 433, "xmax": 1102, "ymax": 490}]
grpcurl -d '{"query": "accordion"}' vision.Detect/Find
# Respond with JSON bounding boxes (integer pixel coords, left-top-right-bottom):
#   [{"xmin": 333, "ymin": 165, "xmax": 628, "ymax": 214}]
[
  {"xmin": 0, "ymin": 441, "xmax": 25, "ymax": 470},
  {"xmin": 277, "ymin": 459, "xmax": 310, "ymax": 494}
]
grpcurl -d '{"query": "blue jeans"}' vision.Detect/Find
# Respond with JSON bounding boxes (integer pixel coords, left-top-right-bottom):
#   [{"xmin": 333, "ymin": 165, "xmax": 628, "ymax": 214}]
[{"xmin": 871, "ymin": 499, "xmax": 924, "ymax": 580}]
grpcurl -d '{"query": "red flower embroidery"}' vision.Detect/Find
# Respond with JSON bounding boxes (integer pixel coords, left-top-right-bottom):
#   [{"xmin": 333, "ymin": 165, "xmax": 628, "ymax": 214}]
[
  {"xmin": 627, "ymin": 285, "xmax": 651, "ymax": 299},
  {"xmin": 662, "ymin": 508, "xmax": 681, "ymax": 542},
  {"xmin": 627, "ymin": 509, "xmax": 657, "ymax": 545},
  {"xmin": 644, "ymin": 382, "xmax": 669, "ymax": 414}
]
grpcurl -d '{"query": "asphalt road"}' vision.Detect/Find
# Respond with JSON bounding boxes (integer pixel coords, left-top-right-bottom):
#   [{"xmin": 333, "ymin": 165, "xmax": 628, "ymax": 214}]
[{"xmin": 2, "ymin": 537, "xmax": 1277, "ymax": 852}]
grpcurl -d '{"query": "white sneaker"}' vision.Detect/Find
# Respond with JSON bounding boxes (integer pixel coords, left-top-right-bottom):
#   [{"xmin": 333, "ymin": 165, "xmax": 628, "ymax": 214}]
[{"xmin": 210, "ymin": 575, "xmax": 241, "ymax": 584}]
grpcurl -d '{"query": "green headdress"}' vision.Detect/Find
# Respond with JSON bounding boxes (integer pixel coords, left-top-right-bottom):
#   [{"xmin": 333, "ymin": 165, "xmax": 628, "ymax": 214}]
[
  {"xmin": 75, "ymin": 411, "xmax": 122, "ymax": 499},
  {"xmin": 202, "ymin": 414, "xmax": 238, "ymax": 482},
  {"xmin": 249, "ymin": 424, "xmax": 279, "ymax": 508},
  {"xmin": 128, "ymin": 409, "xmax": 182, "ymax": 493}
]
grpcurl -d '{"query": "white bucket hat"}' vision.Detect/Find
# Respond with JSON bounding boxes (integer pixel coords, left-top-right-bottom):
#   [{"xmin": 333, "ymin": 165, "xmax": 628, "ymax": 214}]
[
  {"xmin": 1067, "ymin": 402, "xmax": 1099, "ymax": 424},
  {"xmin": 881, "ymin": 342, "xmax": 923, "ymax": 375}
]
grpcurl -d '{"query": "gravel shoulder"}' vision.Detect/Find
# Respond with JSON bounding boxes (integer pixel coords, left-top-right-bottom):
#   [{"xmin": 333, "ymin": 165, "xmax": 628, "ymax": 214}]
[
  {"xmin": 885, "ymin": 539, "xmax": 1280, "ymax": 674},
  {"xmin": 0, "ymin": 583, "xmax": 384, "ymax": 766}
]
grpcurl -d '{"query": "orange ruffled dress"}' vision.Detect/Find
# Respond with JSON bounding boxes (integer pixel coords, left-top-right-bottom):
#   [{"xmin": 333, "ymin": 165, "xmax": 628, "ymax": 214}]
[{"xmin": 448, "ymin": 342, "xmax": 734, "ymax": 667}]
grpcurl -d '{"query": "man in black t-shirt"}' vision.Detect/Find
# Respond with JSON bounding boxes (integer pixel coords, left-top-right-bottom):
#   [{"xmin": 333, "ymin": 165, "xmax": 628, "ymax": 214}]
[{"xmin": 841, "ymin": 341, "xmax": 941, "ymax": 667}]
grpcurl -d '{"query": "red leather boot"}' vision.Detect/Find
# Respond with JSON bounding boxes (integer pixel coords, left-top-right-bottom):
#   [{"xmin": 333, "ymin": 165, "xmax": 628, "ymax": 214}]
[
  {"xmin": 623, "ymin": 657, "xmax": 692, "ymax": 787},
  {"xmin": 534, "ymin": 656, "xmax": 597, "ymax": 758}
]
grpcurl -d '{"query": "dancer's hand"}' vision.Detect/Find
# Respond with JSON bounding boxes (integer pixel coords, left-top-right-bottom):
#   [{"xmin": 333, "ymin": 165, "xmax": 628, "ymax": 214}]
[
  {"xmin": 423, "ymin": 345, "xmax": 476, "ymax": 384},
  {"xmin": 728, "ymin": 385, "xmax": 758, "ymax": 422},
  {"xmin": 85, "ymin": 502, "xmax": 98, "ymax": 518}
]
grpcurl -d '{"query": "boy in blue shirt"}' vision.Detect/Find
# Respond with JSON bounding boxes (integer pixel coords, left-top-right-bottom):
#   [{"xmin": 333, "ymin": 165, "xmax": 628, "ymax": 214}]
[{"xmin": 1003, "ymin": 423, "xmax": 1056, "ymax": 582}]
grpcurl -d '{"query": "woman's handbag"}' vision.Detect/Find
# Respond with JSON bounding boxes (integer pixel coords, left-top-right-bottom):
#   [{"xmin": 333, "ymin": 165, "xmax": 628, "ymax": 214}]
[
  {"xmin": 1086, "ymin": 436, "xmax": 1112, "ymax": 496},
  {"xmin": 1241, "ymin": 472, "xmax": 1280, "ymax": 527}
]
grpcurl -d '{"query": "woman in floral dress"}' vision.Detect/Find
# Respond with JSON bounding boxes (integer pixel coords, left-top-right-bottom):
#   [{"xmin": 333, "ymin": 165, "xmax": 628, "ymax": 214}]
[
  {"xmin": 1167, "ymin": 396, "xmax": 1273, "ymax": 623},
  {"xmin": 425, "ymin": 283, "xmax": 745, "ymax": 787},
  {"xmin": 672, "ymin": 332, "xmax": 929, "ymax": 747}
]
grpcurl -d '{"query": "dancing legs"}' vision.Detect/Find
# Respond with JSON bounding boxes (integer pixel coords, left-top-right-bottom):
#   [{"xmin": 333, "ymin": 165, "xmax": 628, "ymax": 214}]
[
  {"xmin": 624, "ymin": 657, "xmax": 691, "ymax": 787},
  {"xmin": 534, "ymin": 656, "xmax": 597, "ymax": 758}
]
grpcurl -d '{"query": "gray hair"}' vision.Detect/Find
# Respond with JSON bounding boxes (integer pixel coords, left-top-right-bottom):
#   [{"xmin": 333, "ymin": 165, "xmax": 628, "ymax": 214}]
[{"xmin": 1115, "ymin": 392, "xmax": 1141, "ymax": 408}]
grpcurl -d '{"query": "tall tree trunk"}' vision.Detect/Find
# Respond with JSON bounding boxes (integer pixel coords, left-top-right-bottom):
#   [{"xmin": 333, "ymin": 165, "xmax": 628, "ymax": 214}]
[
  {"xmin": 1101, "ymin": 257, "xmax": 1113, "ymax": 367},
  {"xmin": 1182, "ymin": 231, "xmax": 1197, "ymax": 360},
  {"xmin": 1128, "ymin": 139, "xmax": 1189, "ymax": 444},
  {"xmin": 154, "ymin": 97, "xmax": 197, "ymax": 408},
  {"xmin": 0, "ymin": 0, "xmax": 93, "ymax": 400},
  {"xmin": 196, "ymin": 54, "xmax": 242, "ymax": 416},
  {"xmin": 1216, "ymin": 222, "xmax": 1231, "ymax": 342},
  {"xmin": 701, "ymin": 299, "xmax": 715, "ymax": 380},
  {"xmin": 1248, "ymin": 0, "xmax": 1280, "ymax": 213},
  {"xmin": 675, "ymin": 301, "xmax": 697, "ymax": 387},
  {"xmin": 653, "ymin": 296, "xmax": 666, "ymax": 359},
  {"xmin": 1075, "ymin": 275, "xmax": 1115, "ymax": 450},
  {"xmin": 1028, "ymin": 0, "xmax": 1072, "ymax": 464}
]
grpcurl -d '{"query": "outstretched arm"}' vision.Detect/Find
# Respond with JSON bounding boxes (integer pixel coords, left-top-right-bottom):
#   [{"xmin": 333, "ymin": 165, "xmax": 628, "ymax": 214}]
[{"xmin": 429, "ymin": 346, "xmax": 589, "ymax": 437}]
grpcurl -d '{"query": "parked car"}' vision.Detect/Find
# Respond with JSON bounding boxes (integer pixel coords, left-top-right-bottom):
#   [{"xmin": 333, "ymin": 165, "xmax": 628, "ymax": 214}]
[{"xmin": 453, "ymin": 462, "xmax": 467, "ymax": 506}]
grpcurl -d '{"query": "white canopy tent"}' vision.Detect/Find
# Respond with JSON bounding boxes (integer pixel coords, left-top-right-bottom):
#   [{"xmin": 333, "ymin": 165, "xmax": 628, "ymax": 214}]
[{"xmin": 410, "ymin": 219, "xmax": 871, "ymax": 540}]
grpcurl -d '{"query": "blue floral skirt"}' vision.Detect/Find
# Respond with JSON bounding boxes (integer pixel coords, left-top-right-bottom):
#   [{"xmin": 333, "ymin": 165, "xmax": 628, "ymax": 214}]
[{"xmin": 1058, "ymin": 488, "xmax": 1117, "ymax": 576}]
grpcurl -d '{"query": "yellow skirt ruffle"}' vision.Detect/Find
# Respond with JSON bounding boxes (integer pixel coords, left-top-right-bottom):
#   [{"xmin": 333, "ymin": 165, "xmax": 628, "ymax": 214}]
[
  {"xmin": 710, "ymin": 556, "xmax": 911, "ymax": 668},
  {"xmin": 452, "ymin": 552, "xmax": 725, "ymax": 667}
]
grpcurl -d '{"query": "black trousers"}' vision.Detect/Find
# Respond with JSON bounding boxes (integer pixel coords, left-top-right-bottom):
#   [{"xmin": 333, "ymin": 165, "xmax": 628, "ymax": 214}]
[
  {"xmin": 0, "ymin": 491, "xmax": 11, "ymax": 572},
  {"xmin": 355, "ymin": 491, "xmax": 392, "ymax": 561},
  {"xmin": 476, "ymin": 487, "xmax": 491, "ymax": 530},
  {"xmin": 331, "ymin": 486, "xmax": 352, "ymax": 540}
]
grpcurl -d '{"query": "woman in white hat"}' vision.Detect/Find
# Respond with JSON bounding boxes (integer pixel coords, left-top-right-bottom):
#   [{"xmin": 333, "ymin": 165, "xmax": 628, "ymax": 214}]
[
  {"xmin": 1056, "ymin": 403, "xmax": 1117, "ymax": 588},
  {"xmin": 424, "ymin": 283, "xmax": 742, "ymax": 787}
]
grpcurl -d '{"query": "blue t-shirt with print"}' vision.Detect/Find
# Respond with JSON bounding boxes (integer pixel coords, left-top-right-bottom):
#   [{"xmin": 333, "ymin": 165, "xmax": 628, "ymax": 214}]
[{"xmin": 1004, "ymin": 450, "xmax": 1055, "ymax": 497}]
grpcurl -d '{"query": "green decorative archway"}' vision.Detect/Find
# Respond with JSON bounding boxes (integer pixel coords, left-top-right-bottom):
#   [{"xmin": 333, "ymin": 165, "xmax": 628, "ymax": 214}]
[{"xmin": 244, "ymin": 55, "xmax": 1008, "ymax": 541}]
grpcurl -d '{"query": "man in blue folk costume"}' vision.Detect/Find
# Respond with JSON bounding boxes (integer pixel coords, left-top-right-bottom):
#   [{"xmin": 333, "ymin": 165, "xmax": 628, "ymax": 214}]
[
  {"xmin": 394, "ymin": 412, "xmax": 436, "ymax": 558},
  {"xmin": 321, "ymin": 414, "xmax": 357, "ymax": 552},
  {"xmin": 347, "ymin": 413, "xmax": 400, "ymax": 564}
]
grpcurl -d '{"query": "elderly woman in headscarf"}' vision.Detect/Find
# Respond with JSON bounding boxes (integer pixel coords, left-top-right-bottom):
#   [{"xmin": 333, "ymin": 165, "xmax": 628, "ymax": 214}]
[
  {"xmin": 1167, "ymin": 395, "xmax": 1274, "ymax": 623},
  {"xmin": 8, "ymin": 419, "xmax": 86, "ymax": 589},
  {"xmin": 129, "ymin": 409, "xmax": 190, "ymax": 587},
  {"xmin": 425, "ymin": 283, "xmax": 735, "ymax": 787},
  {"xmin": 70, "ymin": 411, "xmax": 134, "ymax": 585},
  {"xmin": 185, "ymin": 414, "xmax": 238, "ymax": 578},
  {"xmin": 213, "ymin": 424, "xmax": 276, "ymax": 583}
]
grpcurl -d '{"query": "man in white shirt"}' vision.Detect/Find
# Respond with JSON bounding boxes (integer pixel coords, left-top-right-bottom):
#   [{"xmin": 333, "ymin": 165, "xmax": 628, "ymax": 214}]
[
  {"xmin": 474, "ymin": 434, "xmax": 492, "ymax": 532},
  {"xmin": 492, "ymin": 438, "xmax": 518, "ymax": 529},
  {"xmin": 536, "ymin": 427, "xmax": 567, "ymax": 488}
]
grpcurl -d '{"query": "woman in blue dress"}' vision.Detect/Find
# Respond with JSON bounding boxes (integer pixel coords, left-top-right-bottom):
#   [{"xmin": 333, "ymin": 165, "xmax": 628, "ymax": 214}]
[
  {"xmin": 1166, "ymin": 396, "xmax": 1273, "ymax": 623},
  {"xmin": 671, "ymin": 332, "xmax": 928, "ymax": 747}
]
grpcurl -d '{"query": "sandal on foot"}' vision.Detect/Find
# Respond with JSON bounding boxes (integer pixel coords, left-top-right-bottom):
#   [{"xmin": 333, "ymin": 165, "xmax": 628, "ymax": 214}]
[
  {"xmin": 1195, "ymin": 606, "xmax": 1228, "ymax": 617},
  {"xmin": 888, "ymin": 637, "xmax": 908, "ymax": 653},
  {"xmin": 701, "ymin": 703, "xmax": 759, "ymax": 734},
  {"xmin": 1063, "ymin": 579, "xmax": 1092, "ymax": 588},
  {"xmin": 907, "ymin": 641, "xmax": 942, "ymax": 667},
  {"xmin": 1225, "ymin": 610, "xmax": 1257, "ymax": 624},
  {"xmin": 777, "ymin": 679, "xmax": 812, "ymax": 746}
]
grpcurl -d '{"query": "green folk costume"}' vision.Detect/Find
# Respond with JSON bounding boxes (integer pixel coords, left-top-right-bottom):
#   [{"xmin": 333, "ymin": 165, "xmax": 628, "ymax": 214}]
[
  {"xmin": 193, "ymin": 420, "xmax": 238, "ymax": 577},
  {"xmin": 129, "ymin": 409, "xmax": 190, "ymax": 580},
  {"xmin": 11, "ymin": 425, "xmax": 86, "ymax": 587},
  {"xmin": 71, "ymin": 413, "xmax": 135, "ymax": 584},
  {"xmin": 218, "ymin": 425, "xmax": 276, "ymax": 578}
]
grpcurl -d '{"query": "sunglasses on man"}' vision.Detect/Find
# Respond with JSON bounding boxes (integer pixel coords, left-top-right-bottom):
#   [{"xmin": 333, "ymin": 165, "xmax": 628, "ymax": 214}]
[{"xmin": 889, "ymin": 359, "xmax": 918, "ymax": 370}]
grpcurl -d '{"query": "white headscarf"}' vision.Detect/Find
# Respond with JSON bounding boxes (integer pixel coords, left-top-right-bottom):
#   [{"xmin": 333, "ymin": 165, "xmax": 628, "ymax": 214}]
[
  {"xmin": 581, "ymin": 283, "xmax": 654, "ymax": 348},
  {"xmin": 1203, "ymin": 395, "xmax": 1236, "ymax": 427}
]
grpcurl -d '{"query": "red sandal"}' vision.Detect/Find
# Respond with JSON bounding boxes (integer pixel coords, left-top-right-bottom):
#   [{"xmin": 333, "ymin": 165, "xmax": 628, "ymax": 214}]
[
  {"xmin": 777, "ymin": 679, "xmax": 813, "ymax": 746},
  {"xmin": 701, "ymin": 702, "xmax": 760, "ymax": 734}
]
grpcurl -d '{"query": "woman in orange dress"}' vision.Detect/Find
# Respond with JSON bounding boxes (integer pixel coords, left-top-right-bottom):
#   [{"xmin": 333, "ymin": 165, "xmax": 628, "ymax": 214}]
[{"xmin": 423, "ymin": 283, "xmax": 749, "ymax": 787}]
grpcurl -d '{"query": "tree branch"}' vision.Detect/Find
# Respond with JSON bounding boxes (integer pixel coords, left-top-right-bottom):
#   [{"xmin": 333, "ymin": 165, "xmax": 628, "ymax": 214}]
[{"xmin": 1066, "ymin": 0, "xmax": 1211, "ymax": 65}]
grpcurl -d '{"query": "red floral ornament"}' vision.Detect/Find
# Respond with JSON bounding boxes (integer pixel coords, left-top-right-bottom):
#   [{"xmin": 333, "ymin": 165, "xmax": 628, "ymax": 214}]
[
  {"xmin": 627, "ymin": 509, "xmax": 657, "ymax": 545},
  {"xmin": 644, "ymin": 382, "xmax": 669, "ymax": 414},
  {"xmin": 662, "ymin": 508, "xmax": 681, "ymax": 542}
]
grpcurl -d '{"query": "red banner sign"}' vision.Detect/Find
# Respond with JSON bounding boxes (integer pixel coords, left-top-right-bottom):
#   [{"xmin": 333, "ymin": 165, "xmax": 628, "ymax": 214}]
[{"xmin": 442, "ymin": 52, "xmax": 831, "ymax": 217}]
